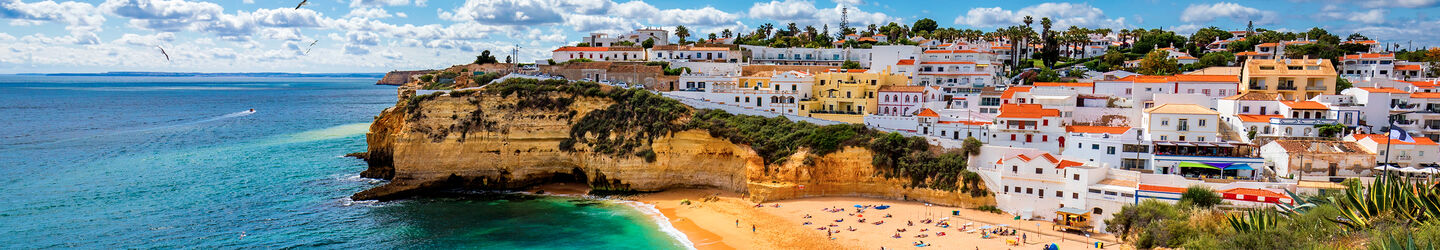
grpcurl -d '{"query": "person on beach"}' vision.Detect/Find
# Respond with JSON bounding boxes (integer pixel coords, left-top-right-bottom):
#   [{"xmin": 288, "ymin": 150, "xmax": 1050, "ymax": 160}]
[
  {"xmin": 752, "ymin": 225, "xmax": 756, "ymax": 233},
  {"xmin": 1022, "ymin": 233, "xmax": 1027, "ymax": 243},
  {"xmin": 735, "ymin": 219, "xmax": 739, "ymax": 228}
]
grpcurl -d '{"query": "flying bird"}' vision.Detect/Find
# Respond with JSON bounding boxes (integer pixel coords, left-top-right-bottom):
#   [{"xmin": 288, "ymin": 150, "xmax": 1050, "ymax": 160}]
[
  {"xmin": 305, "ymin": 40, "xmax": 317, "ymax": 54},
  {"xmin": 157, "ymin": 45, "xmax": 170, "ymax": 62},
  {"xmin": 294, "ymin": 0, "xmax": 308, "ymax": 9}
]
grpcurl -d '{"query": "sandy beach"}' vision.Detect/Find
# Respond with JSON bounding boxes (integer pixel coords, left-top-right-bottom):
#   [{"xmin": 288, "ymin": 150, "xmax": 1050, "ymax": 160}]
[{"xmin": 631, "ymin": 188, "xmax": 1120, "ymax": 250}]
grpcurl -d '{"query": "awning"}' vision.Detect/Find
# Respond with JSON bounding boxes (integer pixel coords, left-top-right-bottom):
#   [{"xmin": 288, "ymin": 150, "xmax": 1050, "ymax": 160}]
[
  {"xmin": 1154, "ymin": 141, "xmax": 1176, "ymax": 146},
  {"xmin": 1224, "ymin": 164, "xmax": 1254, "ymax": 170},
  {"xmin": 1056, "ymin": 207, "xmax": 1089, "ymax": 215},
  {"xmin": 1192, "ymin": 142, "xmax": 1214, "ymax": 147},
  {"xmin": 1179, "ymin": 162, "xmax": 1221, "ymax": 170},
  {"xmin": 1205, "ymin": 162, "xmax": 1236, "ymax": 169}
]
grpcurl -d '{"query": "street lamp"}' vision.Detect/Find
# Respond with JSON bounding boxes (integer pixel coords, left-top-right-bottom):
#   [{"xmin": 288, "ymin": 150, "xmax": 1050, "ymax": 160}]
[{"xmin": 1380, "ymin": 111, "xmax": 1419, "ymax": 183}]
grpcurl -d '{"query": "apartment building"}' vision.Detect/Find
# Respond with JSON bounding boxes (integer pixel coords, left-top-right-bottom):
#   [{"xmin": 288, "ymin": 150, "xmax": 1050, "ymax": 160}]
[
  {"xmin": 1345, "ymin": 134, "xmax": 1439, "ymax": 169},
  {"xmin": 1259, "ymin": 140, "xmax": 1376, "ymax": 179},
  {"xmin": 582, "ymin": 28, "xmax": 669, "ymax": 47},
  {"xmin": 990, "ymin": 104, "xmax": 1066, "ymax": 153},
  {"xmin": 741, "ymin": 45, "xmax": 871, "ymax": 67},
  {"xmin": 798, "ymin": 69, "xmax": 909, "ymax": 123},
  {"xmin": 1241, "ymin": 59, "xmax": 1338, "ymax": 100},
  {"xmin": 550, "ymin": 46, "xmax": 647, "ymax": 62}
]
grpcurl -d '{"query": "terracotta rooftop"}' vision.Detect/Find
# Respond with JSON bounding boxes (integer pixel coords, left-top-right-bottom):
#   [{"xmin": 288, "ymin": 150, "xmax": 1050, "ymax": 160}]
[
  {"xmin": 1411, "ymin": 92, "xmax": 1440, "ymax": 99},
  {"xmin": 1034, "ymin": 82, "xmax": 1094, "ymax": 88},
  {"xmin": 553, "ymin": 46, "xmax": 610, "ymax": 52},
  {"xmin": 879, "ymin": 85, "xmax": 926, "ymax": 93},
  {"xmin": 1280, "ymin": 101, "xmax": 1328, "ymax": 109},
  {"xmin": 1237, "ymin": 114, "xmax": 1282, "ymax": 123},
  {"xmin": 916, "ymin": 108, "xmax": 940, "ymax": 117},
  {"xmin": 1271, "ymin": 140, "xmax": 1372, "ymax": 154},
  {"xmin": 1057, "ymin": 160, "xmax": 1084, "ymax": 169},
  {"xmin": 1221, "ymin": 92, "xmax": 1281, "ymax": 101},
  {"xmin": 1221, "ymin": 188, "xmax": 1289, "ymax": 200},
  {"xmin": 1097, "ymin": 178, "xmax": 1137, "ymax": 188},
  {"xmin": 1066, "ymin": 125, "xmax": 1131, "ymax": 134},
  {"xmin": 1139, "ymin": 184, "xmax": 1187, "ymax": 194},
  {"xmin": 1000, "ymin": 86, "xmax": 1032, "ymax": 99},
  {"xmin": 996, "ymin": 103, "xmax": 1060, "ymax": 119},
  {"xmin": 1352, "ymin": 134, "xmax": 1439, "ymax": 146},
  {"xmin": 1354, "ymin": 87, "xmax": 1409, "ymax": 94},
  {"xmin": 896, "ymin": 59, "xmax": 915, "ymax": 65},
  {"xmin": 1144, "ymin": 104, "xmax": 1219, "ymax": 115},
  {"xmin": 1395, "ymin": 64, "xmax": 1424, "ymax": 71}
]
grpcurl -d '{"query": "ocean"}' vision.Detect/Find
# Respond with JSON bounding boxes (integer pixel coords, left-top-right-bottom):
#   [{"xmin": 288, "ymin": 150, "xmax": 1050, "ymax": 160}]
[{"xmin": 0, "ymin": 76, "xmax": 690, "ymax": 249}]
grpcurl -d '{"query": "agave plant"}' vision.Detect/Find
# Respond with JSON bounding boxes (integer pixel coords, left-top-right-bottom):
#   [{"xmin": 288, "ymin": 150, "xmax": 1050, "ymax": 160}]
[
  {"xmin": 1330, "ymin": 176, "xmax": 1440, "ymax": 229},
  {"xmin": 1278, "ymin": 189, "xmax": 1317, "ymax": 217},
  {"xmin": 1368, "ymin": 235, "xmax": 1433, "ymax": 250},
  {"xmin": 1228, "ymin": 209, "xmax": 1280, "ymax": 233}
]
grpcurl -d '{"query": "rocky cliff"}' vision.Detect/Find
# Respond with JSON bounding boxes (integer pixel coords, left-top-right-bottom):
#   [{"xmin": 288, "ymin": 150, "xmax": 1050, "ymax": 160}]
[
  {"xmin": 375, "ymin": 70, "xmax": 436, "ymax": 85},
  {"xmin": 355, "ymin": 88, "xmax": 994, "ymax": 207}
]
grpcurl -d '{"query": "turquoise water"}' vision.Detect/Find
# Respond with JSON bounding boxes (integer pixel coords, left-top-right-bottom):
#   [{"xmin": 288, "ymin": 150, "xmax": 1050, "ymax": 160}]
[{"xmin": 0, "ymin": 76, "xmax": 689, "ymax": 249}]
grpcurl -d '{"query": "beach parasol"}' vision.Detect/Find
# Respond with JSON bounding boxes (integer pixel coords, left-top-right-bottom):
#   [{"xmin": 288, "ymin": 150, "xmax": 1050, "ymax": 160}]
[
  {"xmin": 997, "ymin": 224, "xmax": 1009, "ymax": 228},
  {"xmin": 854, "ymin": 205, "xmax": 863, "ymax": 208},
  {"xmin": 964, "ymin": 222, "xmax": 974, "ymax": 226},
  {"xmin": 979, "ymin": 225, "xmax": 993, "ymax": 229}
]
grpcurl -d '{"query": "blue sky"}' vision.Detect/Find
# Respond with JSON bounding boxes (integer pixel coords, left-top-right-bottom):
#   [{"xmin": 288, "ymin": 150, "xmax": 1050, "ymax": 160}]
[{"xmin": 1, "ymin": 0, "xmax": 1437, "ymax": 73}]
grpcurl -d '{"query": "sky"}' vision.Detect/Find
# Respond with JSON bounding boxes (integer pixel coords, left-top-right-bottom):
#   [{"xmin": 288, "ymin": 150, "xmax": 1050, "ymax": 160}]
[{"xmin": 1, "ymin": 0, "xmax": 1438, "ymax": 73}]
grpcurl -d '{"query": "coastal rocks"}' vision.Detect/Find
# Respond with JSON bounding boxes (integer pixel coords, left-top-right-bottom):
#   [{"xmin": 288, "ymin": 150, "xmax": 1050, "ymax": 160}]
[{"xmin": 355, "ymin": 89, "xmax": 995, "ymax": 208}]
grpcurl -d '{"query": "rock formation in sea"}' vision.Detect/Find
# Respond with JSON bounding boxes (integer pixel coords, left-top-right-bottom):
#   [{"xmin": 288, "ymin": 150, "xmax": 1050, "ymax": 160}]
[{"xmin": 354, "ymin": 81, "xmax": 994, "ymax": 208}]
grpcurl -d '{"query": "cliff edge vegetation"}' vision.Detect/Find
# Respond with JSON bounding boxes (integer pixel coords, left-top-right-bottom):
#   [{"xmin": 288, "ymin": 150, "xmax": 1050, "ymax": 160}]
[{"xmin": 356, "ymin": 77, "xmax": 993, "ymax": 207}]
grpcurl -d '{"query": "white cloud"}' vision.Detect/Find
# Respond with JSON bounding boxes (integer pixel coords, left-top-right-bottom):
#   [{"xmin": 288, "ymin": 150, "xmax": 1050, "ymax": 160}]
[
  {"xmin": 114, "ymin": 32, "xmax": 176, "ymax": 46},
  {"xmin": 440, "ymin": 0, "xmax": 567, "ymax": 25},
  {"xmin": 102, "ymin": 0, "xmax": 224, "ymax": 31},
  {"xmin": 1298, "ymin": 0, "xmax": 1439, "ymax": 8},
  {"xmin": 1321, "ymin": 8, "xmax": 1387, "ymax": 25},
  {"xmin": 1179, "ymin": 2, "xmax": 1279, "ymax": 25},
  {"xmin": 748, "ymin": 0, "xmax": 897, "ymax": 28},
  {"xmin": 350, "ymin": 0, "xmax": 410, "ymax": 8},
  {"xmin": 609, "ymin": 1, "xmax": 739, "ymax": 27},
  {"xmin": 0, "ymin": 0, "xmax": 106, "ymax": 44},
  {"xmin": 0, "ymin": 33, "xmax": 15, "ymax": 41},
  {"xmin": 832, "ymin": 0, "xmax": 862, "ymax": 6},
  {"xmin": 1167, "ymin": 24, "xmax": 1201, "ymax": 35},
  {"xmin": 346, "ymin": 7, "xmax": 392, "ymax": 19},
  {"xmin": 953, "ymin": 3, "xmax": 1127, "ymax": 29}
]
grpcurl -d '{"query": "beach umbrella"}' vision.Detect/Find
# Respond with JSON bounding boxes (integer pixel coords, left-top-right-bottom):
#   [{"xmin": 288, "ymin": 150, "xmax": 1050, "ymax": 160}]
[
  {"xmin": 997, "ymin": 224, "xmax": 1009, "ymax": 228},
  {"xmin": 979, "ymin": 225, "xmax": 993, "ymax": 229},
  {"xmin": 854, "ymin": 205, "xmax": 863, "ymax": 208},
  {"xmin": 964, "ymin": 222, "xmax": 974, "ymax": 226}
]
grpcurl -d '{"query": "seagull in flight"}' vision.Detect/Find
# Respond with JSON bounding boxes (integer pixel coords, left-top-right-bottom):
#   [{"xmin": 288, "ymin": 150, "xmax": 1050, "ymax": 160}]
[
  {"xmin": 294, "ymin": 0, "xmax": 308, "ymax": 9},
  {"xmin": 305, "ymin": 40, "xmax": 317, "ymax": 54},
  {"xmin": 157, "ymin": 45, "xmax": 170, "ymax": 62}
]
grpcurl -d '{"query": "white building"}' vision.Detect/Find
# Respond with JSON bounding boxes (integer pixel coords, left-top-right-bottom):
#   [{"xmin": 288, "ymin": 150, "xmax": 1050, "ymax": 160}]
[
  {"xmin": 582, "ymin": 28, "xmax": 669, "ymax": 47},
  {"xmin": 1259, "ymin": 140, "xmax": 1376, "ymax": 179},
  {"xmin": 551, "ymin": 47, "xmax": 646, "ymax": 62},
  {"xmin": 741, "ymin": 45, "xmax": 871, "ymax": 67},
  {"xmin": 651, "ymin": 45, "xmax": 741, "ymax": 63},
  {"xmin": 1345, "ymin": 134, "xmax": 1440, "ymax": 169},
  {"xmin": 990, "ymin": 104, "xmax": 1066, "ymax": 153}
]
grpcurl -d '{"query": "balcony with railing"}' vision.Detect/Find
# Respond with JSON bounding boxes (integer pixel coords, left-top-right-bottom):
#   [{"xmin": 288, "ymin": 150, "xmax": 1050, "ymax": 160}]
[
  {"xmin": 1277, "ymin": 84, "xmax": 1297, "ymax": 90},
  {"xmin": 1151, "ymin": 141, "xmax": 1259, "ymax": 158},
  {"xmin": 1248, "ymin": 84, "xmax": 1267, "ymax": 90},
  {"xmin": 1305, "ymin": 84, "xmax": 1327, "ymax": 91},
  {"xmin": 1270, "ymin": 118, "xmax": 1340, "ymax": 125},
  {"xmin": 1396, "ymin": 119, "xmax": 1418, "ymax": 125},
  {"xmin": 1393, "ymin": 103, "xmax": 1420, "ymax": 110}
]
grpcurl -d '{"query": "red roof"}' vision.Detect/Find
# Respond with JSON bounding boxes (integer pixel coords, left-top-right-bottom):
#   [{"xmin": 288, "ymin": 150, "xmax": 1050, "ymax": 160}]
[
  {"xmin": 1352, "ymin": 134, "xmax": 1439, "ymax": 146},
  {"xmin": 896, "ymin": 59, "xmax": 915, "ymax": 65},
  {"xmin": 1000, "ymin": 86, "xmax": 1032, "ymax": 99},
  {"xmin": 1280, "ymin": 101, "xmax": 1328, "ymax": 109},
  {"xmin": 1411, "ymin": 92, "xmax": 1440, "ymax": 99},
  {"xmin": 1237, "ymin": 114, "xmax": 1282, "ymax": 123},
  {"xmin": 924, "ymin": 50, "xmax": 983, "ymax": 54},
  {"xmin": 919, "ymin": 61, "xmax": 976, "ymax": 64},
  {"xmin": 1138, "ymin": 184, "xmax": 1187, "ymax": 194},
  {"xmin": 1395, "ymin": 64, "xmax": 1423, "ymax": 71},
  {"xmin": 553, "ymin": 46, "xmax": 609, "ymax": 52},
  {"xmin": 1066, "ymin": 125, "xmax": 1130, "ymax": 134},
  {"xmin": 1343, "ymin": 53, "xmax": 1395, "ymax": 60},
  {"xmin": 938, "ymin": 120, "xmax": 991, "ymax": 125},
  {"xmin": 996, "ymin": 104, "xmax": 1060, "ymax": 119},
  {"xmin": 858, "ymin": 37, "xmax": 878, "ymax": 42},
  {"xmin": 1057, "ymin": 160, "xmax": 1083, "ymax": 169},
  {"xmin": 1258, "ymin": 43, "xmax": 1279, "ymax": 47},
  {"xmin": 1110, "ymin": 74, "xmax": 1238, "ymax": 83},
  {"xmin": 1221, "ymin": 188, "xmax": 1289, "ymax": 200},
  {"xmin": 1034, "ymin": 82, "xmax": 1094, "ymax": 88},
  {"xmin": 1355, "ymin": 87, "xmax": 1408, "ymax": 94},
  {"xmin": 1344, "ymin": 40, "xmax": 1378, "ymax": 45},
  {"xmin": 916, "ymin": 108, "xmax": 940, "ymax": 117}
]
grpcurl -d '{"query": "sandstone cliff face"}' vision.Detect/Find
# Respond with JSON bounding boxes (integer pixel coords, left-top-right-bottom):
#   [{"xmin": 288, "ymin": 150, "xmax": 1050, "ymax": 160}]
[{"xmin": 357, "ymin": 90, "xmax": 994, "ymax": 207}]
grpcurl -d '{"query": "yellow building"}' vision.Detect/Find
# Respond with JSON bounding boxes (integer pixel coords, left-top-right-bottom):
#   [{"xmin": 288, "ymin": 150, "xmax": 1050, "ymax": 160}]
[
  {"xmin": 1240, "ymin": 58, "xmax": 1337, "ymax": 100},
  {"xmin": 799, "ymin": 69, "xmax": 909, "ymax": 123}
]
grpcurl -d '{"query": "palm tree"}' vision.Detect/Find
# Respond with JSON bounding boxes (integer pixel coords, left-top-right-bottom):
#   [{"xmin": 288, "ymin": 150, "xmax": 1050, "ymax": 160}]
[
  {"xmin": 675, "ymin": 25, "xmax": 690, "ymax": 44},
  {"xmin": 722, "ymin": 29, "xmax": 732, "ymax": 38}
]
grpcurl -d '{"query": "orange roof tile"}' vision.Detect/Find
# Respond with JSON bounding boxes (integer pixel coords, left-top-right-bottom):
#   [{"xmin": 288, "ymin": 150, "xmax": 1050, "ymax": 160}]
[
  {"xmin": 924, "ymin": 50, "xmax": 983, "ymax": 54},
  {"xmin": 1034, "ymin": 82, "xmax": 1094, "ymax": 88},
  {"xmin": 1258, "ymin": 43, "xmax": 1279, "ymax": 47},
  {"xmin": 919, "ymin": 61, "xmax": 976, "ymax": 64},
  {"xmin": 1280, "ymin": 101, "xmax": 1328, "ymax": 109},
  {"xmin": 896, "ymin": 59, "xmax": 915, "ymax": 65},
  {"xmin": 1355, "ymin": 87, "xmax": 1409, "ymax": 94},
  {"xmin": 1352, "ymin": 134, "xmax": 1439, "ymax": 146},
  {"xmin": 1139, "ymin": 184, "xmax": 1187, "ymax": 194},
  {"xmin": 858, "ymin": 37, "xmax": 878, "ymax": 42},
  {"xmin": 1066, "ymin": 125, "xmax": 1130, "ymax": 134},
  {"xmin": 996, "ymin": 104, "xmax": 1060, "ymax": 119},
  {"xmin": 1057, "ymin": 160, "xmax": 1084, "ymax": 169},
  {"xmin": 1395, "ymin": 64, "xmax": 1423, "ymax": 71},
  {"xmin": 916, "ymin": 108, "xmax": 940, "ymax": 117},
  {"xmin": 1237, "ymin": 114, "xmax": 1282, "ymax": 123},
  {"xmin": 879, "ymin": 85, "xmax": 926, "ymax": 93},
  {"xmin": 1411, "ymin": 92, "xmax": 1440, "ymax": 99},
  {"xmin": 553, "ymin": 46, "xmax": 609, "ymax": 52},
  {"xmin": 1344, "ymin": 40, "xmax": 1378, "ymax": 45},
  {"xmin": 1000, "ymin": 86, "xmax": 1032, "ymax": 99},
  {"xmin": 1343, "ymin": 53, "xmax": 1395, "ymax": 60},
  {"xmin": 1221, "ymin": 188, "xmax": 1289, "ymax": 200},
  {"xmin": 1038, "ymin": 153, "xmax": 1059, "ymax": 163}
]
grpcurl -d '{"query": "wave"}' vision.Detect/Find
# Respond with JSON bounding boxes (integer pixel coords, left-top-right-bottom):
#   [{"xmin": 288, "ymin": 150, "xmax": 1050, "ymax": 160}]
[
  {"xmin": 23, "ymin": 86, "xmax": 276, "ymax": 91},
  {"xmin": 615, "ymin": 200, "xmax": 697, "ymax": 250},
  {"xmin": 6, "ymin": 110, "xmax": 256, "ymax": 148}
]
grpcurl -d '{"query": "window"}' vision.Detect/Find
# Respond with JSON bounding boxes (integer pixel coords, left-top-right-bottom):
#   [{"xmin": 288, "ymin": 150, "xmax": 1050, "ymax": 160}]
[
  {"xmin": 1073, "ymin": 174, "xmax": 1080, "ymax": 180},
  {"xmin": 1012, "ymin": 166, "xmax": 1018, "ymax": 172},
  {"xmin": 1243, "ymin": 106, "xmax": 1250, "ymax": 113},
  {"xmin": 1072, "ymin": 193, "xmax": 1079, "ymax": 199},
  {"xmin": 1035, "ymin": 168, "xmax": 1044, "ymax": 174},
  {"xmin": 1056, "ymin": 190, "xmax": 1063, "ymax": 197},
  {"xmin": 1198, "ymin": 137, "xmax": 1205, "ymax": 141},
  {"xmin": 1089, "ymin": 189, "xmax": 1102, "ymax": 194},
  {"xmin": 1177, "ymin": 119, "xmax": 1189, "ymax": 131},
  {"xmin": 1160, "ymin": 135, "xmax": 1168, "ymax": 140},
  {"xmin": 1026, "ymin": 188, "xmax": 1033, "ymax": 194},
  {"xmin": 1107, "ymin": 146, "xmax": 1116, "ymax": 154},
  {"xmin": 1092, "ymin": 144, "xmax": 1100, "ymax": 150},
  {"xmin": 1004, "ymin": 185, "xmax": 1010, "ymax": 193},
  {"xmin": 1199, "ymin": 119, "xmax": 1207, "ymax": 127}
]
